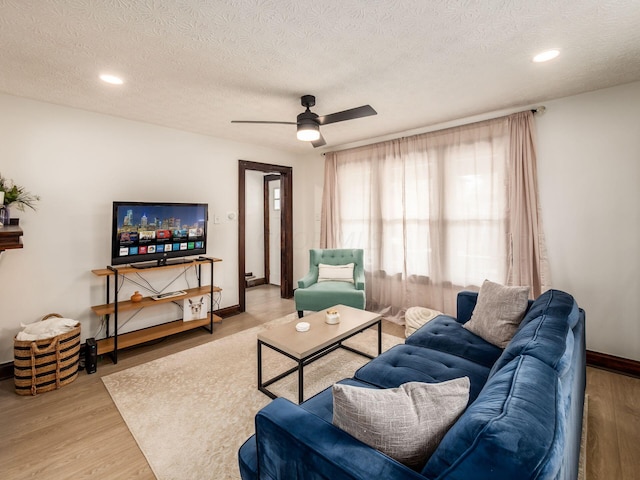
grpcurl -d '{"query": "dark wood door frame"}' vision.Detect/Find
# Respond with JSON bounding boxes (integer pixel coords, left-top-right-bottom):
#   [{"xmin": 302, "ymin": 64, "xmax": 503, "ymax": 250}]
[{"xmin": 238, "ymin": 161, "xmax": 293, "ymax": 312}]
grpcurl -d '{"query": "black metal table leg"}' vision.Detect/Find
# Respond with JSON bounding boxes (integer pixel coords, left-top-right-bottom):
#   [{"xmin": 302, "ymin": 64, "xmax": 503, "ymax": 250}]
[
  {"xmin": 257, "ymin": 339, "xmax": 263, "ymax": 393},
  {"xmin": 298, "ymin": 359, "xmax": 304, "ymax": 404}
]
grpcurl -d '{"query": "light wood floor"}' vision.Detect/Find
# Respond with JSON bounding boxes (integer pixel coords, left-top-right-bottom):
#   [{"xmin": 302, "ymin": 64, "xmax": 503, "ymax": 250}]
[{"xmin": 0, "ymin": 285, "xmax": 637, "ymax": 479}]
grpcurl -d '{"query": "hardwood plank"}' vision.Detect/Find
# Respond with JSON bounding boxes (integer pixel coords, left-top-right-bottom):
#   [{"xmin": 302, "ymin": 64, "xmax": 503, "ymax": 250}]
[
  {"xmin": 611, "ymin": 372, "xmax": 640, "ymax": 479},
  {"xmin": 586, "ymin": 366, "xmax": 622, "ymax": 480}
]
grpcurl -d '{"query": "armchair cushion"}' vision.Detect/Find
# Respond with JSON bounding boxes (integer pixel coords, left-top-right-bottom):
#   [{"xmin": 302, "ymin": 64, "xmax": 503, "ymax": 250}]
[{"xmin": 318, "ymin": 263, "xmax": 355, "ymax": 283}]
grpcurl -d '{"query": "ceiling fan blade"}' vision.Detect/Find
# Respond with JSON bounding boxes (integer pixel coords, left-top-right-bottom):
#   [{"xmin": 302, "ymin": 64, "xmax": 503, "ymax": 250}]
[
  {"xmin": 312, "ymin": 133, "xmax": 326, "ymax": 148},
  {"xmin": 231, "ymin": 120, "xmax": 297, "ymax": 125},
  {"xmin": 318, "ymin": 105, "xmax": 377, "ymax": 126}
]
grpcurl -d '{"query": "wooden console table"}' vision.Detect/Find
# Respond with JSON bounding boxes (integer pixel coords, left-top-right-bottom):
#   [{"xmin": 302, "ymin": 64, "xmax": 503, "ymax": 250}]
[
  {"xmin": 0, "ymin": 225, "xmax": 23, "ymax": 252},
  {"xmin": 91, "ymin": 257, "xmax": 222, "ymax": 363}
]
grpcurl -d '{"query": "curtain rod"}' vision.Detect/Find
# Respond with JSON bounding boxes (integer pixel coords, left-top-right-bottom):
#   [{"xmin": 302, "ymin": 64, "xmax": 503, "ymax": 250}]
[{"xmin": 323, "ymin": 105, "xmax": 547, "ymax": 155}]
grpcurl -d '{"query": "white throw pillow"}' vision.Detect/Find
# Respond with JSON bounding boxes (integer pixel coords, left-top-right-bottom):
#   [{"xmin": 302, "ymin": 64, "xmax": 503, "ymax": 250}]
[
  {"xmin": 317, "ymin": 263, "xmax": 355, "ymax": 283},
  {"xmin": 463, "ymin": 279, "xmax": 530, "ymax": 348},
  {"xmin": 333, "ymin": 378, "xmax": 470, "ymax": 469}
]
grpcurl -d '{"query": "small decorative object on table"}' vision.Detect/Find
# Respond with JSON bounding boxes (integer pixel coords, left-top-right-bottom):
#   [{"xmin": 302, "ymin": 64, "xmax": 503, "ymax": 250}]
[
  {"xmin": 130, "ymin": 291, "xmax": 143, "ymax": 302},
  {"xmin": 325, "ymin": 308, "xmax": 341, "ymax": 324},
  {"xmin": 295, "ymin": 322, "xmax": 310, "ymax": 332}
]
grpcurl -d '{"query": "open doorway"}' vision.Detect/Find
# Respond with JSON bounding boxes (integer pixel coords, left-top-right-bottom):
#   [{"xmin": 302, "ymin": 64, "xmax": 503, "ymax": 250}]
[{"xmin": 238, "ymin": 160, "xmax": 293, "ymax": 312}]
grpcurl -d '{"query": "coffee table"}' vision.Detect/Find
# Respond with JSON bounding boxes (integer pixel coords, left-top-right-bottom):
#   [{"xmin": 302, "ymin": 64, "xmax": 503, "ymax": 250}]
[{"xmin": 257, "ymin": 305, "xmax": 382, "ymax": 404}]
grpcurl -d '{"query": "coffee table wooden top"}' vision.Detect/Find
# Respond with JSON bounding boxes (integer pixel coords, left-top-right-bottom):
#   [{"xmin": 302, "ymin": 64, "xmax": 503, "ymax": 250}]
[{"xmin": 257, "ymin": 305, "xmax": 382, "ymax": 359}]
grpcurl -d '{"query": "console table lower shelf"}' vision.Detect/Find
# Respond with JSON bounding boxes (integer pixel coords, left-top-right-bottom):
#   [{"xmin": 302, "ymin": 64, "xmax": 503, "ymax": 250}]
[{"xmin": 96, "ymin": 314, "xmax": 221, "ymax": 355}]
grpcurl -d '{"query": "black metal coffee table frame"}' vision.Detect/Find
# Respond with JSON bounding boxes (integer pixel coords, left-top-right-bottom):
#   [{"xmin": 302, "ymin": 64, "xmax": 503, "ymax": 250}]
[{"xmin": 257, "ymin": 319, "xmax": 382, "ymax": 404}]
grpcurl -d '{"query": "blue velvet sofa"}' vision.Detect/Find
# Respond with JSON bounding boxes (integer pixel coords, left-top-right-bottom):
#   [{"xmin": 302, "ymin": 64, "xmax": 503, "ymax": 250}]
[{"xmin": 239, "ymin": 289, "xmax": 586, "ymax": 480}]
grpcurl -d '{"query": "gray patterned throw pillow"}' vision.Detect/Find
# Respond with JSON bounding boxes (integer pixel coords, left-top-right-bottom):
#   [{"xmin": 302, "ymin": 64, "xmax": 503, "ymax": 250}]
[
  {"xmin": 332, "ymin": 378, "xmax": 470, "ymax": 470},
  {"xmin": 463, "ymin": 279, "xmax": 530, "ymax": 348}
]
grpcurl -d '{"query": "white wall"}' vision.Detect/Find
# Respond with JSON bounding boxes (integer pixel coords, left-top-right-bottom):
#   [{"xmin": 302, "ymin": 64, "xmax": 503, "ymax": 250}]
[
  {"xmin": 292, "ymin": 151, "xmax": 326, "ymax": 275},
  {"xmin": 245, "ymin": 170, "xmax": 265, "ymax": 279},
  {"xmin": 0, "ymin": 94, "xmax": 311, "ymax": 363},
  {"xmin": 268, "ymin": 179, "xmax": 281, "ymax": 285},
  {"xmin": 536, "ymin": 81, "xmax": 640, "ymax": 361}
]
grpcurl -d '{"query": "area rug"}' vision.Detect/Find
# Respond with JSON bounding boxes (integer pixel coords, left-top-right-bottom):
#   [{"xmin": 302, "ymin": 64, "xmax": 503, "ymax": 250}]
[{"xmin": 102, "ymin": 313, "xmax": 403, "ymax": 480}]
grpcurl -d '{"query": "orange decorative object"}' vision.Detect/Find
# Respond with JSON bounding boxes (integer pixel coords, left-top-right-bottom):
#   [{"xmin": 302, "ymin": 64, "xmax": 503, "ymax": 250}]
[{"xmin": 130, "ymin": 291, "xmax": 143, "ymax": 303}]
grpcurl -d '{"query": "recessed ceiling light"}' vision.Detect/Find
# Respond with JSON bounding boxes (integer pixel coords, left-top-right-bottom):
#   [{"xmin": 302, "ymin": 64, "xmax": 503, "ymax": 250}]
[
  {"xmin": 99, "ymin": 73, "xmax": 124, "ymax": 85},
  {"xmin": 533, "ymin": 50, "xmax": 560, "ymax": 63}
]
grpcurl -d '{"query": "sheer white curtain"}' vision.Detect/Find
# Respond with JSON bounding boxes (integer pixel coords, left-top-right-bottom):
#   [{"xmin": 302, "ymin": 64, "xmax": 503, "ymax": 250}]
[{"xmin": 321, "ymin": 112, "xmax": 549, "ymax": 321}]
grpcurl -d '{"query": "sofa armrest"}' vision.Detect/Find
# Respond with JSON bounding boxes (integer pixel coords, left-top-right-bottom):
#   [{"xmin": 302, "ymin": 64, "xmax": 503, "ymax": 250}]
[
  {"xmin": 456, "ymin": 291, "xmax": 478, "ymax": 324},
  {"xmin": 255, "ymin": 398, "xmax": 426, "ymax": 480},
  {"xmin": 297, "ymin": 271, "xmax": 317, "ymax": 289}
]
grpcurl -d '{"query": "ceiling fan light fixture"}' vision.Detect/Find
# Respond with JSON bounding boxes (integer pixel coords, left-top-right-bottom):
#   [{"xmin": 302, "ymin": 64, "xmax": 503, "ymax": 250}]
[
  {"xmin": 297, "ymin": 122, "xmax": 320, "ymax": 142},
  {"xmin": 232, "ymin": 94, "xmax": 375, "ymax": 147}
]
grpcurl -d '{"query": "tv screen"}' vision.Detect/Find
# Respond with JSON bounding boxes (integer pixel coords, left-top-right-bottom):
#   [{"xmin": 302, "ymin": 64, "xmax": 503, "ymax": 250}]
[{"xmin": 111, "ymin": 202, "xmax": 208, "ymax": 267}]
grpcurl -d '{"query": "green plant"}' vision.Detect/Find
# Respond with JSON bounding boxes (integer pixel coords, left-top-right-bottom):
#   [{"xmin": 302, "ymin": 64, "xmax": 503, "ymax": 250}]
[{"xmin": 0, "ymin": 173, "xmax": 40, "ymax": 211}]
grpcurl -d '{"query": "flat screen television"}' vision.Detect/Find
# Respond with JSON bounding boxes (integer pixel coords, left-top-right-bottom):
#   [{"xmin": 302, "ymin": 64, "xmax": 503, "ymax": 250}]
[{"xmin": 111, "ymin": 201, "xmax": 208, "ymax": 267}]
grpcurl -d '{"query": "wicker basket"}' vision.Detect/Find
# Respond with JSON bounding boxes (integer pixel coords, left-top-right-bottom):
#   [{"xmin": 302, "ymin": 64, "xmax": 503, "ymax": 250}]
[{"xmin": 14, "ymin": 314, "xmax": 81, "ymax": 396}]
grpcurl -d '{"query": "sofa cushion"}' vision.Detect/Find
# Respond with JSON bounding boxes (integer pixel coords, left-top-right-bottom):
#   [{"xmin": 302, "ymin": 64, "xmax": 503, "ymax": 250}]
[
  {"xmin": 405, "ymin": 316, "xmax": 503, "ymax": 368},
  {"xmin": 333, "ymin": 378, "xmax": 470, "ymax": 470},
  {"xmin": 489, "ymin": 289, "xmax": 578, "ymax": 378},
  {"xmin": 463, "ymin": 279, "xmax": 530, "ymax": 348},
  {"xmin": 422, "ymin": 355, "xmax": 563, "ymax": 480},
  {"xmin": 300, "ymin": 378, "xmax": 377, "ymax": 423},
  {"xmin": 354, "ymin": 344, "xmax": 490, "ymax": 402}
]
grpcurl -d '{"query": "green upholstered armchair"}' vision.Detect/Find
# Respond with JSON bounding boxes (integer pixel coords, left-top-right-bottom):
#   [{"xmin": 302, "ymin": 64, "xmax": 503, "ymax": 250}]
[{"xmin": 294, "ymin": 249, "xmax": 366, "ymax": 318}]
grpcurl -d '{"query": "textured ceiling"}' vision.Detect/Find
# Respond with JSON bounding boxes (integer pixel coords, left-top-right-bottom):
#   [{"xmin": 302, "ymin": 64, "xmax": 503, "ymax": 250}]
[{"xmin": 1, "ymin": 0, "xmax": 639, "ymax": 153}]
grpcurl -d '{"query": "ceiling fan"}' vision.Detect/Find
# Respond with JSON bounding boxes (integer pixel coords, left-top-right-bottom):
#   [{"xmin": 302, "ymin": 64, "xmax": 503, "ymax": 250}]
[{"xmin": 231, "ymin": 94, "xmax": 377, "ymax": 148}]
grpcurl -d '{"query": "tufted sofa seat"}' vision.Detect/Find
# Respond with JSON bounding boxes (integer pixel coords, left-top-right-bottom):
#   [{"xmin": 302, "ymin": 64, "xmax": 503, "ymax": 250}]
[{"xmin": 403, "ymin": 316, "xmax": 503, "ymax": 368}]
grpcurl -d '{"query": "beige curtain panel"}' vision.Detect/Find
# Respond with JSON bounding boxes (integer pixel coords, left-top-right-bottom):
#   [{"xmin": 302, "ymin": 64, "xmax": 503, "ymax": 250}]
[{"xmin": 320, "ymin": 111, "xmax": 550, "ymax": 321}]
